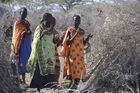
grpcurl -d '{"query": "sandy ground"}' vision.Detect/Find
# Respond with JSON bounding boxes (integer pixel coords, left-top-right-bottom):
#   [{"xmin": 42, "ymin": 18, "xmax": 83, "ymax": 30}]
[{"xmin": 20, "ymin": 73, "xmax": 36, "ymax": 93}]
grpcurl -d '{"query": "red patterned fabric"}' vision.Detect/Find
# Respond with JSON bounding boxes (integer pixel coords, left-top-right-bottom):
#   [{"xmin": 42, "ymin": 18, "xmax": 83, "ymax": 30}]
[
  {"xmin": 16, "ymin": 17, "xmax": 30, "ymax": 27},
  {"xmin": 55, "ymin": 46, "xmax": 60, "ymax": 70}
]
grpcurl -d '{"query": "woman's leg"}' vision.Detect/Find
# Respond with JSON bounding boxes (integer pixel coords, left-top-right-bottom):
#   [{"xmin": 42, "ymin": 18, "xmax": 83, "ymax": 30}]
[
  {"xmin": 37, "ymin": 88, "xmax": 40, "ymax": 92},
  {"xmin": 22, "ymin": 72, "xmax": 26, "ymax": 84},
  {"xmin": 71, "ymin": 78, "xmax": 80, "ymax": 89},
  {"xmin": 35, "ymin": 88, "xmax": 40, "ymax": 93},
  {"xmin": 69, "ymin": 78, "xmax": 80, "ymax": 93},
  {"xmin": 66, "ymin": 75, "xmax": 73, "ymax": 88}
]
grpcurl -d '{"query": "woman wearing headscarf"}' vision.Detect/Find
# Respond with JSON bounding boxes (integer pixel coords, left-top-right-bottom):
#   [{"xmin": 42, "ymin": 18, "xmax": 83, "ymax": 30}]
[
  {"xmin": 10, "ymin": 7, "xmax": 32, "ymax": 84},
  {"xmin": 27, "ymin": 13, "xmax": 56, "ymax": 93}
]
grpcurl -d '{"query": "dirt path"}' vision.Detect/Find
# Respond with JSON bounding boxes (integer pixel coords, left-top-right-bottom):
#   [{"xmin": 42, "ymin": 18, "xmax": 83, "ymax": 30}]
[{"xmin": 20, "ymin": 56, "xmax": 65, "ymax": 93}]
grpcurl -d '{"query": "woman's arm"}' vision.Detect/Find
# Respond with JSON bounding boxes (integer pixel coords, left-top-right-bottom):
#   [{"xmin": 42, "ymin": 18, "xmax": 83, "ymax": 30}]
[
  {"xmin": 67, "ymin": 30, "xmax": 79, "ymax": 45},
  {"xmin": 24, "ymin": 27, "xmax": 32, "ymax": 35},
  {"xmin": 83, "ymin": 34, "xmax": 93, "ymax": 45}
]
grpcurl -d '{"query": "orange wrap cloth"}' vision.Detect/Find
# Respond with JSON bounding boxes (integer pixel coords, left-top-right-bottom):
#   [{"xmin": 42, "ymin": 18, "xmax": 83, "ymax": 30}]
[
  {"xmin": 10, "ymin": 18, "xmax": 32, "ymax": 58},
  {"xmin": 60, "ymin": 26, "xmax": 86, "ymax": 81}
]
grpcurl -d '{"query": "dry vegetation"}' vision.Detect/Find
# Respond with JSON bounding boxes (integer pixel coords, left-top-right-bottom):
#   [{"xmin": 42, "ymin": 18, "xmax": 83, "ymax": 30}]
[
  {"xmin": 0, "ymin": 6, "xmax": 21, "ymax": 93},
  {"xmin": 0, "ymin": 1, "xmax": 140, "ymax": 93}
]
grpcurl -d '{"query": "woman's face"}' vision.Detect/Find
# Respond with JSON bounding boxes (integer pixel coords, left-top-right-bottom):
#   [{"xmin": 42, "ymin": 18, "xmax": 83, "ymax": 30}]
[
  {"xmin": 73, "ymin": 16, "xmax": 81, "ymax": 28},
  {"xmin": 52, "ymin": 19, "xmax": 56, "ymax": 27},
  {"xmin": 43, "ymin": 17, "xmax": 53, "ymax": 27}
]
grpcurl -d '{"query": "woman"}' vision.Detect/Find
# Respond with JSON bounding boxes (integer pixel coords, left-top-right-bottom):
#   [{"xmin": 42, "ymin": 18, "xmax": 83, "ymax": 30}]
[
  {"xmin": 52, "ymin": 17, "xmax": 65, "ymax": 82},
  {"xmin": 61, "ymin": 15, "xmax": 92, "ymax": 92},
  {"xmin": 27, "ymin": 13, "xmax": 57, "ymax": 93},
  {"xmin": 11, "ymin": 7, "xmax": 32, "ymax": 84}
]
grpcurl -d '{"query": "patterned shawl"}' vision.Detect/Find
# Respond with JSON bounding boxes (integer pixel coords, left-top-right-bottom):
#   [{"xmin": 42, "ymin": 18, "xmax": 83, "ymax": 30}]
[{"xmin": 27, "ymin": 25, "xmax": 56, "ymax": 76}]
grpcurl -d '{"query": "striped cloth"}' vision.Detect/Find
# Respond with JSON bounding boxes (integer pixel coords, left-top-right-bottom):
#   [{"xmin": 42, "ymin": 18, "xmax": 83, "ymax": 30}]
[
  {"xmin": 54, "ymin": 45, "xmax": 60, "ymax": 81},
  {"xmin": 55, "ymin": 46, "xmax": 60, "ymax": 74}
]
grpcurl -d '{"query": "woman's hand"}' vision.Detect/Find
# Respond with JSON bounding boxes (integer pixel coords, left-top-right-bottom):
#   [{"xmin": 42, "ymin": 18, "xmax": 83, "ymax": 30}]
[
  {"xmin": 86, "ymin": 34, "xmax": 93, "ymax": 42},
  {"xmin": 54, "ymin": 33, "xmax": 59, "ymax": 40},
  {"xmin": 13, "ymin": 53, "xmax": 19, "ymax": 63}
]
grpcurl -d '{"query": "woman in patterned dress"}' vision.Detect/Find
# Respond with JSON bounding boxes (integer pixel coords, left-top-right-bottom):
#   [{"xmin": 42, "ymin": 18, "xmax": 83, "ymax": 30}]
[
  {"xmin": 27, "ymin": 13, "xmax": 57, "ymax": 93},
  {"xmin": 61, "ymin": 15, "xmax": 92, "ymax": 92}
]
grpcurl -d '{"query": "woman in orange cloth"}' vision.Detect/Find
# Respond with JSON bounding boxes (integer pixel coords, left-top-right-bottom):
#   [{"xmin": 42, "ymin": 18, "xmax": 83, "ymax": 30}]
[
  {"xmin": 10, "ymin": 7, "xmax": 32, "ymax": 84},
  {"xmin": 61, "ymin": 15, "xmax": 92, "ymax": 91}
]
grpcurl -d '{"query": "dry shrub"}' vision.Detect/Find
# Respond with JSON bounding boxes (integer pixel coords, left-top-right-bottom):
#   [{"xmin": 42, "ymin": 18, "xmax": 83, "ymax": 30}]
[
  {"xmin": 0, "ymin": 6, "xmax": 21, "ymax": 93},
  {"xmin": 49, "ymin": 3, "xmax": 140, "ymax": 92},
  {"xmin": 80, "ymin": 2, "xmax": 140, "ymax": 93},
  {"xmin": 0, "ymin": 1, "xmax": 140, "ymax": 93}
]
